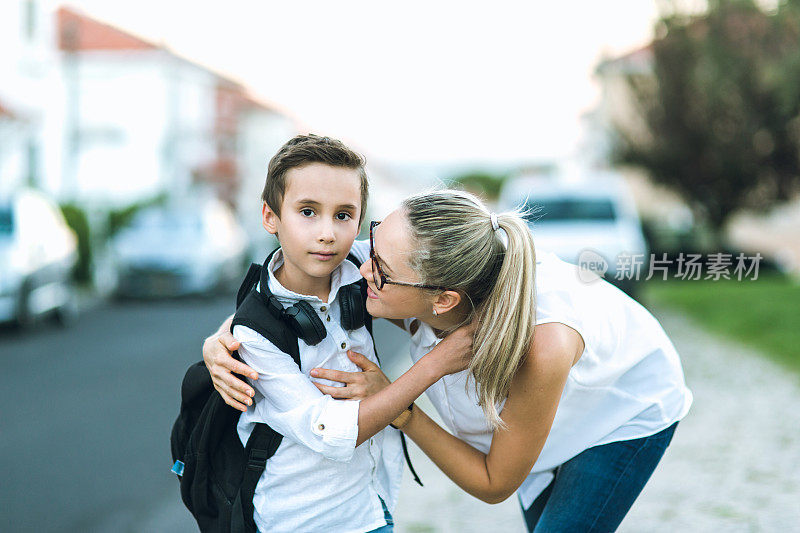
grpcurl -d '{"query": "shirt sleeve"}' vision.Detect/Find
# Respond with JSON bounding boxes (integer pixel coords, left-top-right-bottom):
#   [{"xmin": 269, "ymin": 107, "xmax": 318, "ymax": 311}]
[{"xmin": 234, "ymin": 324, "xmax": 360, "ymax": 462}]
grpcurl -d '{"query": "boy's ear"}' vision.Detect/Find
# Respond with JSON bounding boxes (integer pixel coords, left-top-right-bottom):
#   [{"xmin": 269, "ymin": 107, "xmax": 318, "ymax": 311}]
[
  {"xmin": 262, "ymin": 202, "xmax": 279, "ymax": 235},
  {"xmin": 432, "ymin": 290, "xmax": 462, "ymax": 316}
]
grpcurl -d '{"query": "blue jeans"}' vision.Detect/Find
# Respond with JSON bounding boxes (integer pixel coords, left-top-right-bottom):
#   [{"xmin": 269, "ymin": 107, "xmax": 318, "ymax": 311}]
[
  {"xmin": 521, "ymin": 422, "xmax": 678, "ymax": 532},
  {"xmin": 365, "ymin": 496, "xmax": 394, "ymax": 533}
]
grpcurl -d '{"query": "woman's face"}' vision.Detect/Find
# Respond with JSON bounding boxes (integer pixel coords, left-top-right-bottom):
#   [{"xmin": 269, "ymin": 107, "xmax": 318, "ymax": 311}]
[{"xmin": 359, "ymin": 208, "xmax": 433, "ymax": 320}]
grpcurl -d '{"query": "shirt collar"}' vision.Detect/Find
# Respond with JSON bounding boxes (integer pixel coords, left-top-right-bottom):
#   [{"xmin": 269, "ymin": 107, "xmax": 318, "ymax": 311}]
[
  {"xmin": 411, "ymin": 319, "xmax": 441, "ymax": 350},
  {"xmin": 265, "ymin": 249, "xmax": 363, "ymax": 306}
]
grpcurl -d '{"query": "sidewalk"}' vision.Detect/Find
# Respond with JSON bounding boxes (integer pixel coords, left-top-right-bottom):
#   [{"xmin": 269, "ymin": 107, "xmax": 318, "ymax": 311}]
[{"xmin": 617, "ymin": 306, "xmax": 800, "ymax": 531}]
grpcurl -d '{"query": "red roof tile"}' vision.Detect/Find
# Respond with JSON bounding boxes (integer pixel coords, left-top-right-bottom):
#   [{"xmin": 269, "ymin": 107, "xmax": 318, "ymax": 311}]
[
  {"xmin": 0, "ymin": 99, "xmax": 18, "ymax": 119},
  {"xmin": 57, "ymin": 6, "xmax": 158, "ymax": 51}
]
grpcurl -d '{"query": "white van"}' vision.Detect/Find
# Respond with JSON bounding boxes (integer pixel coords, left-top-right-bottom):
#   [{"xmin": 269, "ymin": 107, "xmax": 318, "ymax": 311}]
[
  {"xmin": 0, "ymin": 189, "xmax": 78, "ymax": 326},
  {"xmin": 498, "ymin": 170, "xmax": 648, "ymax": 297}
]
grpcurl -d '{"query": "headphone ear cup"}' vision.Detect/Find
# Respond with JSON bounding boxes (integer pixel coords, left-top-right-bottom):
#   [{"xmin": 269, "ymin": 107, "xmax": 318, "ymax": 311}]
[
  {"xmin": 339, "ymin": 283, "xmax": 366, "ymax": 331},
  {"xmin": 339, "ymin": 285, "xmax": 354, "ymax": 330},
  {"xmin": 285, "ymin": 300, "xmax": 327, "ymax": 346}
]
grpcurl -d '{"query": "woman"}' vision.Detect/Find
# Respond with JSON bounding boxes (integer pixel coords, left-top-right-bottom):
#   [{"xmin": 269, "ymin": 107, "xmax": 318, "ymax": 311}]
[{"xmin": 204, "ymin": 189, "xmax": 692, "ymax": 531}]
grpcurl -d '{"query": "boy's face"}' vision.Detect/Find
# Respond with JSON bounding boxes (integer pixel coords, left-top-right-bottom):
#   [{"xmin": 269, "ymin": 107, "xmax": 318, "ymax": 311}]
[{"xmin": 262, "ymin": 163, "xmax": 362, "ymax": 289}]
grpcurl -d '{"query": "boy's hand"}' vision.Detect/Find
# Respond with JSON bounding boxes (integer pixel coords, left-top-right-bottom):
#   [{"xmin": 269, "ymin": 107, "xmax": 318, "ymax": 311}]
[
  {"xmin": 203, "ymin": 330, "xmax": 258, "ymax": 412},
  {"xmin": 309, "ymin": 351, "xmax": 391, "ymax": 400}
]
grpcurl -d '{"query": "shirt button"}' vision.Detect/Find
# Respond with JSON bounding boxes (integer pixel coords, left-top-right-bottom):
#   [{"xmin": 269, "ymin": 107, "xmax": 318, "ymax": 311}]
[
  {"xmin": 320, "ymin": 306, "xmax": 327, "ymax": 312},
  {"xmin": 341, "ymin": 342, "xmax": 347, "ymax": 349},
  {"xmin": 317, "ymin": 423, "xmax": 325, "ymax": 431},
  {"xmin": 326, "ymin": 316, "xmax": 331, "ymax": 322}
]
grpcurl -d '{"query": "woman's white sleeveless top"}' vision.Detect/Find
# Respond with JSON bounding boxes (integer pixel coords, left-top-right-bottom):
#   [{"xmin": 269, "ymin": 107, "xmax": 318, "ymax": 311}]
[{"xmin": 404, "ymin": 250, "xmax": 692, "ymax": 508}]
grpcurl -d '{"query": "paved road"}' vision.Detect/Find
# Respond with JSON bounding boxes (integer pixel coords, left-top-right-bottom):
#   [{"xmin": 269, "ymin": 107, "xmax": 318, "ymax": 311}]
[{"xmin": 0, "ymin": 296, "xmax": 234, "ymax": 533}]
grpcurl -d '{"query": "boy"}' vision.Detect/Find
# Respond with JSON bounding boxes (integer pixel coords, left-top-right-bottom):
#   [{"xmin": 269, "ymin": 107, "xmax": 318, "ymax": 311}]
[{"xmin": 230, "ymin": 135, "xmax": 402, "ymax": 532}]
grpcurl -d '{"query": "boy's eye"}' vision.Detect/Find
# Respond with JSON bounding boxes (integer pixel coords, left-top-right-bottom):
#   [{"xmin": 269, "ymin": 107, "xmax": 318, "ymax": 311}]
[
  {"xmin": 300, "ymin": 208, "xmax": 315, "ymax": 217},
  {"xmin": 336, "ymin": 212, "xmax": 352, "ymax": 221}
]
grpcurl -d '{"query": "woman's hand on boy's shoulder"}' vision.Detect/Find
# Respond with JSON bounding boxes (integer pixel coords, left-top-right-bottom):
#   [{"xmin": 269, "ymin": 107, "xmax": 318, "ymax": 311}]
[
  {"xmin": 202, "ymin": 329, "xmax": 258, "ymax": 412},
  {"xmin": 309, "ymin": 351, "xmax": 391, "ymax": 400}
]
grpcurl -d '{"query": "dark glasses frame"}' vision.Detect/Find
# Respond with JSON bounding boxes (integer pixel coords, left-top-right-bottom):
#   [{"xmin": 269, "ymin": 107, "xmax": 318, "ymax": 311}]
[{"xmin": 369, "ymin": 220, "xmax": 448, "ymax": 291}]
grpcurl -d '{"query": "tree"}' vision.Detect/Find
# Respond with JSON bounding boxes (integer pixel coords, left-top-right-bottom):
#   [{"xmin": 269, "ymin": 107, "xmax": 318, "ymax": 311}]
[
  {"xmin": 613, "ymin": 0, "xmax": 800, "ymax": 246},
  {"xmin": 450, "ymin": 171, "xmax": 508, "ymax": 202}
]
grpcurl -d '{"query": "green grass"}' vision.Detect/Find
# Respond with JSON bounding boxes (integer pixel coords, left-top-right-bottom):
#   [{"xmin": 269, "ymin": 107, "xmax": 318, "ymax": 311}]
[{"xmin": 643, "ymin": 274, "xmax": 800, "ymax": 373}]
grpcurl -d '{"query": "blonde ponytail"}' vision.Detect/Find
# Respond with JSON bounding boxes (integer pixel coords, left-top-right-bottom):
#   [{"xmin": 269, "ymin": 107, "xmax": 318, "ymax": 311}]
[
  {"xmin": 402, "ymin": 190, "xmax": 537, "ymax": 429},
  {"xmin": 471, "ymin": 214, "xmax": 537, "ymax": 429}
]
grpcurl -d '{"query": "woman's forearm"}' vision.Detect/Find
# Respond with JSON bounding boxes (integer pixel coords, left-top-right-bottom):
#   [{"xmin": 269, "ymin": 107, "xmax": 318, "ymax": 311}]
[
  {"xmin": 354, "ymin": 322, "xmax": 474, "ymax": 445},
  {"xmin": 354, "ymin": 356, "xmax": 441, "ymax": 446},
  {"xmin": 401, "ymin": 409, "xmax": 511, "ymax": 503},
  {"xmin": 353, "ymin": 361, "xmax": 519, "ymax": 505}
]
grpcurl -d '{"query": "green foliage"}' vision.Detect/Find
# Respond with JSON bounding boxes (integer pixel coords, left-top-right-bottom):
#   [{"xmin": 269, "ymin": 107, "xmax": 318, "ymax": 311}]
[
  {"xmin": 449, "ymin": 171, "xmax": 509, "ymax": 200},
  {"xmin": 59, "ymin": 203, "xmax": 92, "ymax": 284},
  {"xmin": 106, "ymin": 193, "xmax": 167, "ymax": 238},
  {"xmin": 614, "ymin": 0, "xmax": 800, "ymax": 237},
  {"xmin": 645, "ymin": 273, "xmax": 800, "ymax": 373},
  {"xmin": 57, "ymin": 194, "xmax": 168, "ymax": 285}
]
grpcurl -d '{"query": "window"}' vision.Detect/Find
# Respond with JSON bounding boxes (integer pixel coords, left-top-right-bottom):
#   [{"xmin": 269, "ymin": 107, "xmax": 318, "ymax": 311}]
[
  {"xmin": 23, "ymin": 0, "xmax": 37, "ymax": 41},
  {"xmin": 525, "ymin": 198, "xmax": 617, "ymax": 223},
  {"xmin": 26, "ymin": 140, "xmax": 39, "ymax": 188},
  {"xmin": 0, "ymin": 207, "xmax": 13, "ymax": 235}
]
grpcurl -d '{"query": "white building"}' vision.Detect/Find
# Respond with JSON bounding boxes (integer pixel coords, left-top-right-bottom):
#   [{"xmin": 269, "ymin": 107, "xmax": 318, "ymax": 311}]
[
  {"xmin": 0, "ymin": 0, "xmax": 61, "ymax": 197},
  {"xmin": 1, "ymin": 1, "xmax": 297, "ymax": 216},
  {"xmin": 54, "ymin": 5, "xmax": 299, "ymax": 209}
]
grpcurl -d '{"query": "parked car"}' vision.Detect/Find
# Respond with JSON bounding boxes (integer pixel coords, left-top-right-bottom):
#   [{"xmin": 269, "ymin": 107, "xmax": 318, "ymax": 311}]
[
  {"xmin": 498, "ymin": 170, "xmax": 648, "ymax": 297},
  {"xmin": 111, "ymin": 198, "xmax": 250, "ymax": 298},
  {"xmin": 0, "ymin": 189, "xmax": 78, "ymax": 326}
]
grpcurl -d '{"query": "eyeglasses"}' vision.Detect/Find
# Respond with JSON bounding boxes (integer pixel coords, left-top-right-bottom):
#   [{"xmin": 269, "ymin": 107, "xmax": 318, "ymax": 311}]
[{"xmin": 369, "ymin": 220, "xmax": 448, "ymax": 291}]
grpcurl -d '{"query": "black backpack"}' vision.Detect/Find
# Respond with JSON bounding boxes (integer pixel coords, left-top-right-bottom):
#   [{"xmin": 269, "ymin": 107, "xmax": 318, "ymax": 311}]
[{"xmin": 170, "ymin": 252, "xmax": 420, "ymax": 533}]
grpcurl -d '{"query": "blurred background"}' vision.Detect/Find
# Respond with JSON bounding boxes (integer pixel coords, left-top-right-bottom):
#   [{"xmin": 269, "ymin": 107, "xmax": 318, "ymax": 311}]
[{"xmin": 1, "ymin": 1, "xmax": 799, "ymax": 531}]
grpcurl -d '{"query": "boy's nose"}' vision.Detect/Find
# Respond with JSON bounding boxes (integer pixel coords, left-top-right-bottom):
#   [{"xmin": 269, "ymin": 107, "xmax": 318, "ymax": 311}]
[{"xmin": 317, "ymin": 220, "xmax": 335, "ymax": 243}]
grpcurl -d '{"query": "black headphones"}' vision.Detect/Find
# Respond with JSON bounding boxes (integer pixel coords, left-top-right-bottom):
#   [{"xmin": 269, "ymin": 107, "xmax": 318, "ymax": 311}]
[{"xmin": 257, "ymin": 251, "xmax": 367, "ymax": 346}]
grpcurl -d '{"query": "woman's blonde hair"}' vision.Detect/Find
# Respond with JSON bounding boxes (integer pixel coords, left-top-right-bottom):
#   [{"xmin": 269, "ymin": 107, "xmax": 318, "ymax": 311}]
[{"xmin": 401, "ymin": 189, "xmax": 537, "ymax": 429}]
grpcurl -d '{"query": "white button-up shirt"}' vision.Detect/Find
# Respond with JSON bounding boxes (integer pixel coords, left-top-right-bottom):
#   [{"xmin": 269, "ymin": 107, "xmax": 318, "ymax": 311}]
[{"xmin": 235, "ymin": 243, "xmax": 403, "ymax": 533}]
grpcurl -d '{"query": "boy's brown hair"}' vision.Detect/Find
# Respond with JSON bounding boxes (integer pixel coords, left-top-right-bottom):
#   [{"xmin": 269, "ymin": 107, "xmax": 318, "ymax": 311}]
[{"xmin": 262, "ymin": 134, "xmax": 369, "ymax": 222}]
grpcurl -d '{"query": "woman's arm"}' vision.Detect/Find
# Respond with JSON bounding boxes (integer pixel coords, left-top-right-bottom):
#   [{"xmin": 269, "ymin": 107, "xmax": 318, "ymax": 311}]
[
  {"xmin": 203, "ymin": 314, "xmax": 258, "ymax": 411},
  {"xmin": 318, "ymin": 322, "xmax": 584, "ymax": 503},
  {"xmin": 233, "ymin": 325, "xmax": 368, "ymax": 462},
  {"xmin": 352, "ymin": 325, "xmax": 473, "ymax": 446},
  {"xmin": 203, "ymin": 316, "xmax": 407, "ymax": 411},
  {"xmin": 204, "ymin": 313, "xmax": 475, "ymax": 447},
  {"xmin": 311, "ymin": 324, "xmax": 475, "ymax": 446},
  {"xmin": 402, "ymin": 323, "xmax": 582, "ymax": 503}
]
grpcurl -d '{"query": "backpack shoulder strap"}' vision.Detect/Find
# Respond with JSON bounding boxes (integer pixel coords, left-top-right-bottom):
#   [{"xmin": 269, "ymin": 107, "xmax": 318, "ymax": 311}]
[
  {"xmin": 230, "ymin": 249, "xmax": 301, "ymax": 368},
  {"xmin": 231, "ymin": 292, "xmax": 301, "ymax": 368},
  {"xmin": 231, "ymin": 422, "xmax": 283, "ymax": 533},
  {"xmin": 227, "ymin": 250, "xmax": 302, "ymax": 531},
  {"xmin": 345, "ymin": 252, "xmax": 373, "ymax": 339},
  {"xmin": 236, "ymin": 263, "xmax": 262, "ymax": 309}
]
